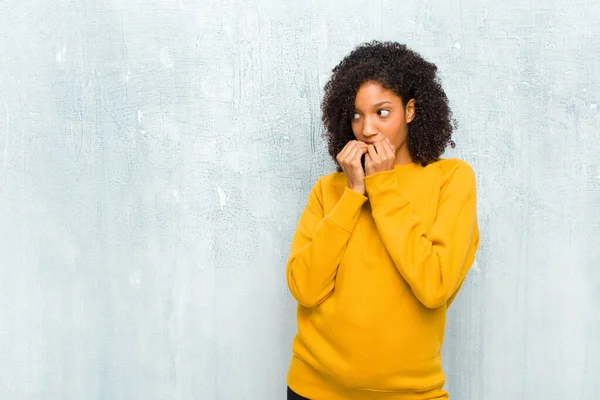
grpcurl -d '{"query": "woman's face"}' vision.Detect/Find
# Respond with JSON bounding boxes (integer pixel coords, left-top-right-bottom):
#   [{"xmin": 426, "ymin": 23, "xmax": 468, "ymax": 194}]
[{"xmin": 351, "ymin": 81, "xmax": 415, "ymax": 163}]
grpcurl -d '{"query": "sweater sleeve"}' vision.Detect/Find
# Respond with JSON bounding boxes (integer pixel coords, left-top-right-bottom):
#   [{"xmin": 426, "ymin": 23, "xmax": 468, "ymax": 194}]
[
  {"xmin": 364, "ymin": 163, "xmax": 479, "ymax": 309},
  {"xmin": 286, "ymin": 179, "xmax": 367, "ymax": 307}
]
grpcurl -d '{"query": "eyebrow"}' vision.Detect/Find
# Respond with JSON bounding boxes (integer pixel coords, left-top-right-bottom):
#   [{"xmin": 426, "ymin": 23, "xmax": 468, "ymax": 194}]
[{"xmin": 354, "ymin": 100, "xmax": 394, "ymax": 112}]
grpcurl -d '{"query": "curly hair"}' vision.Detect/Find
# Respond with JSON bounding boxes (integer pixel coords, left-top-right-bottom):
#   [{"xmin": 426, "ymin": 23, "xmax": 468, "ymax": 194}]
[{"xmin": 321, "ymin": 41, "xmax": 456, "ymax": 171}]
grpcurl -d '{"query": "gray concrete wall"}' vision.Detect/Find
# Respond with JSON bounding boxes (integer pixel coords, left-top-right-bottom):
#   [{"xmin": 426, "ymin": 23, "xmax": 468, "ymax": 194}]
[{"xmin": 1, "ymin": 0, "xmax": 598, "ymax": 398}]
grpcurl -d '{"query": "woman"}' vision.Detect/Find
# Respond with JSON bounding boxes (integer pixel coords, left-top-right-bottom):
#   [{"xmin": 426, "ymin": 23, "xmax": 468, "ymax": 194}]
[{"xmin": 285, "ymin": 41, "xmax": 480, "ymax": 399}]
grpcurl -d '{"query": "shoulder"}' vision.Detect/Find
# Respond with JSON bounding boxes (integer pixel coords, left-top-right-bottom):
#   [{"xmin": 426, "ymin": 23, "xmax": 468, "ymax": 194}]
[
  {"xmin": 306, "ymin": 170, "xmax": 348, "ymax": 207},
  {"xmin": 317, "ymin": 170, "xmax": 347, "ymax": 190},
  {"xmin": 426, "ymin": 158, "xmax": 477, "ymax": 189}
]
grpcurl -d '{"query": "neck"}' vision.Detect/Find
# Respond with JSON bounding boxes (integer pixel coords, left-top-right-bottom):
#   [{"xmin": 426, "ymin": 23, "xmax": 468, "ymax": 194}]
[{"xmin": 394, "ymin": 146, "xmax": 413, "ymax": 165}]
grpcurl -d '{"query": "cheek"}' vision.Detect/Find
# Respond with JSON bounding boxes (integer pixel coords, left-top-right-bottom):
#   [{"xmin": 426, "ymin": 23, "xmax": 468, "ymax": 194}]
[
  {"xmin": 393, "ymin": 114, "xmax": 408, "ymax": 129},
  {"xmin": 351, "ymin": 122, "xmax": 360, "ymax": 138},
  {"xmin": 385, "ymin": 118, "xmax": 407, "ymax": 140}
]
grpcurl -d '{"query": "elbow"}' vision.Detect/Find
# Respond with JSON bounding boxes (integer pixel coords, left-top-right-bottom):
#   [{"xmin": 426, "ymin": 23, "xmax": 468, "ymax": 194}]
[
  {"xmin": 286, "ymin": 258, "xmax": 334, "ymax": 308},
  {"xmin": 293, "ymin": 294, "xmax": 323, "ymax": 308},
  {"xmin": 420, "ymin": 297, "xmax": 448, "ymax": 309},
  {"xmin": 286, "ymin": 274, "xmax": 331, "ymax": 308},
  {"xmin": 415, "ymin": 290, "xmax": 451, "ymax": 309},
  {"xmin": 287, "ymin": 283, "xmax": 331, "ymax": 308}
]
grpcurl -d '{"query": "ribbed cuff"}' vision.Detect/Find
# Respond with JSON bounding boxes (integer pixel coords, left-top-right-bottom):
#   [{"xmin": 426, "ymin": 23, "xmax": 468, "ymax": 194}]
[
  {"xmin": 365, "ymin": 170, "xmax": 410, "ymax": 214},
  {"xmin": 325, "ymin": 187, "xmax": 367, "ymax": 233}
]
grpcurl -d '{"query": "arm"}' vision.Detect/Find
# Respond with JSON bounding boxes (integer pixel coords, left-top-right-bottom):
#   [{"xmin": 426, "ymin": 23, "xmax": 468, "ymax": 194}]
[
  {"xmin": 364, "ymin": 163, "xmax": 479, "ymax": 309},
  {"xmin": 286, "ymin": 179, "xmax": 367, "ymax": 307}
]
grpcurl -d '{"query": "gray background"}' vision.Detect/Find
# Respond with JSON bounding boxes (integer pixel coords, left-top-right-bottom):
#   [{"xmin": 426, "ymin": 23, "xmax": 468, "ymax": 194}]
[{"xmin": 1, "ymin": 0, "xmax": 599, "ymax": 399}]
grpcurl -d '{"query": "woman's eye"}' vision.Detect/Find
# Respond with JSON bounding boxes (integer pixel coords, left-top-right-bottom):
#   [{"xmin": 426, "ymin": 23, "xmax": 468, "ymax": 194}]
[
  {"xmin": 352, "ymin": 112, "xmax": 360, "ymax": 120},
  {"xmin": 378, "ymin": 109, "xmax": 390, "ymax": 117}
]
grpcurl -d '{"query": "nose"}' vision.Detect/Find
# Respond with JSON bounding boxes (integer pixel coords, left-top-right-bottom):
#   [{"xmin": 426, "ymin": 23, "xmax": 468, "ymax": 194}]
[{"xmin": 362, "ymin": 117, "xmax": 378, "ymax": 138}]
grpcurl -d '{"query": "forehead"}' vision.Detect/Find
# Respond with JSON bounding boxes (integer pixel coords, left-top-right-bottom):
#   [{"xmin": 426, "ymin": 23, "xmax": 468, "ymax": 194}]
[{"xmin": 354, "ymin": 81, "xmax": 402, "ymax": 105}]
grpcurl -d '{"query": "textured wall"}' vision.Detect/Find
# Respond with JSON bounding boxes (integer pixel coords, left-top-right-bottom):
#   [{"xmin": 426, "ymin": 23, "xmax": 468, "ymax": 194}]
[{"xmin": 1, "ymin": 0, "xmax": 599, "ymax": 399}]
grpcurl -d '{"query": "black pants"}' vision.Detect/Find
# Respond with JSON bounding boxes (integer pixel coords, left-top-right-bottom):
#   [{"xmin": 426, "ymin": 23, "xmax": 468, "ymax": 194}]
[{"xmin": 287, "ymin": 386, "xmax": 310, "ymax": 400}]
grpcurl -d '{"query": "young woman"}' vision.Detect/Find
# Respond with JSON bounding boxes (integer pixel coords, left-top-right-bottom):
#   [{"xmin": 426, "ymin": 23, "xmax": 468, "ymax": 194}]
[{"xmin": 285, "ymin": 41, "xmax": 480, "ymax": 399}]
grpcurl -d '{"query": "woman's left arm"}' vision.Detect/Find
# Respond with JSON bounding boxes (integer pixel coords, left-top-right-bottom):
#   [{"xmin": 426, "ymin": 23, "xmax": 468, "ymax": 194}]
[{"xmin": 364, "ymin": 162, "xmax": 479, "ymax": 309}]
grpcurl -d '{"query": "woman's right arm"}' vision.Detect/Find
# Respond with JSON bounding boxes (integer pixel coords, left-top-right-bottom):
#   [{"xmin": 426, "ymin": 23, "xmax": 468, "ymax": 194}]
[{"xmin": 286, "ymin": 179, "xmax": 367, "ymax": 307}]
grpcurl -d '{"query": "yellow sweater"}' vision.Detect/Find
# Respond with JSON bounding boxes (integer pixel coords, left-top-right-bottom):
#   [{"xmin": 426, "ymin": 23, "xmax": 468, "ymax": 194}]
[{"xmin": 286, "ymin": 158, "xmax": 479, "ymax": 400}]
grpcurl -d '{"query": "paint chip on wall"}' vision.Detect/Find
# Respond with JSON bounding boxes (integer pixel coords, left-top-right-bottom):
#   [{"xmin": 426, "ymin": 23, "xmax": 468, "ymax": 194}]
[
  {"xmin": 217, "ymin": 186, "xmax": 226, "ymax": 211},
  {"xmin": 159, "ymin": 48, "xmax": 174, "ymax": 69},
  {"xmin": 55, "ymin": 45, "xmax": 67, "ymax": 63},
  {"xmin": 129, "ymin": 270, "xmax": 141, "ymax": 289}
]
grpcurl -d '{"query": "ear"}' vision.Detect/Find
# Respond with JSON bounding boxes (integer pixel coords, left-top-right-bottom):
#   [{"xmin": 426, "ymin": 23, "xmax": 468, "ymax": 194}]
[{"xmin": 405, "ymin": 99, "xmax": 416, "ymax": 123}]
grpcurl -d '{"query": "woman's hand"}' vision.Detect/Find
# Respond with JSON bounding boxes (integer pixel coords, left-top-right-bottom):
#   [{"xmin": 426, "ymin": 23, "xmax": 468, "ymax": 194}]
[
  {"xmin": 365, "ymin": 139, "xmax": 396, "ymax": 176},
  {"xmin": 336, "ymin": 140, "xmax": 369, "ymax": 195}
]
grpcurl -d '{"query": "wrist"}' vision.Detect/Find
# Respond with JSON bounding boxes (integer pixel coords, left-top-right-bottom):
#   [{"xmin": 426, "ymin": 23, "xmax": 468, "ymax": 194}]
[{"xmin": 348, "ymin": 184, "xmax": 365, "ymax": 196}]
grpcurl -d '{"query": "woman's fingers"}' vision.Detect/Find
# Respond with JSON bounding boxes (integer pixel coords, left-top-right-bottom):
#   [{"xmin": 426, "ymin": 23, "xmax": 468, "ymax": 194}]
[
  {"xmin": 382, "ymin": 139, "xmax": 396, "ymax": 159},
  {"xmin": 367, "ymin": 144, "xmax": 379, "ymax": 163},
  {"xmin": 373, "ymin": 141, "xmax": 390, "ymax": 162},
  {"xmin": 365, "ymin": 139, "xmax": 396, "ymax": 175}
]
